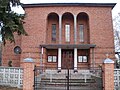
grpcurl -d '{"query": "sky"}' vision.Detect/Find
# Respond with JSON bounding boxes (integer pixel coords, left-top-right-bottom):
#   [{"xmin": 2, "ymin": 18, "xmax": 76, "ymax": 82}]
[
  {"xmin": 12, "ymin": 0, "xmax": 120, "ymax": 17},
  {"xmin": 20, "ymin": 0, "xmax": 118, "ymax": 4}
]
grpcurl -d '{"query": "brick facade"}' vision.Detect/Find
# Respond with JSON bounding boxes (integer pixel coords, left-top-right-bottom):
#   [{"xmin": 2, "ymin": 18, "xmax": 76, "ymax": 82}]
[
  {"xmin": 2, "ymin": 34, "xmax": 21, "ymax": 67},
  {"xmin": 2, "ymin": 3, "xmax": 115, "ymax": 69}
]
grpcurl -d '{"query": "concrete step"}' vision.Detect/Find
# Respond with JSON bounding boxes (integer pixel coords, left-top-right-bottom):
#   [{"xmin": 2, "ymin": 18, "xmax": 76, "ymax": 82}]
[
  {"xmin": 40, "ymin": 78, "xmax": 95, "ymax": 83},
  {"xmin": 34, "ymin": 78, "xmax": 98, "ymax": 90},
  {"xmin": 34, "ymin": 85, "xmax": 98, "ymax": 90}
]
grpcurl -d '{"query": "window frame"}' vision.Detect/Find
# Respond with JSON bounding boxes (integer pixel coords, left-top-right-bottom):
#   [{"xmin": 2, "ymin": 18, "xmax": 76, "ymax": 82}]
[
  {"xmin": 47, "ymin": 55, "xmax": 57, "ymax": 63},
  {"xmin": 79, "ymin": 24, "xmax": 84, "ymax": 42},
  {"xmin": 78, "ymin": 55, "xmax": 88, "ymax": 63},
  {"xmin": 51, "ymin": 24, "xmax": 57, "ymax": 42},
  {"xmin": 65, "ymin": 24, "xmax": 70, "ymax": 42}
]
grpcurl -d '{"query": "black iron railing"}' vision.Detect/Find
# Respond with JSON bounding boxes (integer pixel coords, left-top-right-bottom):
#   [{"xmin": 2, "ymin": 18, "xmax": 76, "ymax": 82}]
[{"xmin": 33, "ymin": 66, "xmax": 103, "ymax": 90}]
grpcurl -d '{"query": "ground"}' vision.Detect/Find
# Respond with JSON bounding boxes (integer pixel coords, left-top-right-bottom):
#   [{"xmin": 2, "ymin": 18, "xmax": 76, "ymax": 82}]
[{"xmin": 0, "ymin": 85, "xmax": 22, "ymax": 90}]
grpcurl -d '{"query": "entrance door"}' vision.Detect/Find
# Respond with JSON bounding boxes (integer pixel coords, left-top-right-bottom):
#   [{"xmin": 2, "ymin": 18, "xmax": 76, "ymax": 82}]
[{"xmin": 62, "ymin": 50, "xmax": 74, "ymax": 69}]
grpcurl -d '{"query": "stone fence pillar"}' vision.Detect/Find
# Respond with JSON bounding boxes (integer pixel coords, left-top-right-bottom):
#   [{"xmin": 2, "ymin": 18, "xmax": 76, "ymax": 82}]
[
  {"xmin": 23, "ymin": 58, "xmax": 34, "ymax": 90},
  {"xmin": 103, "ymin": 58, "xmax": 114, "ymax": 90}
]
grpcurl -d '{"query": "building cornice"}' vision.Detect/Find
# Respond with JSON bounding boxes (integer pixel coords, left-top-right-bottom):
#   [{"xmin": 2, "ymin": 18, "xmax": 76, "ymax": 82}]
[{"xmin": 22, "ymin": 3, "xmax": 116, "ymax": 9}]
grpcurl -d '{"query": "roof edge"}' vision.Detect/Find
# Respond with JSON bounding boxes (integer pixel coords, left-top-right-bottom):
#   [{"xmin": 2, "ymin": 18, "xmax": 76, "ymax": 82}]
[
  {"xmin": 39, "ymin": 44, "xmax": 96, "ymax": 49},
  {"xmin": 22, "ymin": 3, "xmax": 116, "ymax": 9}
]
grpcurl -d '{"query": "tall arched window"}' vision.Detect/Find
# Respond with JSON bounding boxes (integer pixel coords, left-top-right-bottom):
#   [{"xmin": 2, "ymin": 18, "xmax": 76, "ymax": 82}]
[
  {"xmin": 62, "ymin": 12, "xmax": 74, "ymax": 43},
  {"xmin": 47, "ymin": 13, "xmax": 59, "ymax": 43},
  {"xmin": 77, "ymin": 12, "xmax": 89, "ymax": 44}
]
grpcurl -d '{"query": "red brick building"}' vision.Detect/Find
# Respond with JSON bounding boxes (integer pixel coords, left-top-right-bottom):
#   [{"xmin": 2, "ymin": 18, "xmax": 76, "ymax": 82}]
[{"xmin": 2, "ymin": 3, "xmax": 116, "ymax": 70}]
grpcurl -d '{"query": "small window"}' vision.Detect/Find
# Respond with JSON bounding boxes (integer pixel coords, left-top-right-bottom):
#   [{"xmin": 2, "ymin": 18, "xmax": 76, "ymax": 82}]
[
  {"xmin": 65, "ymin": 24, "xmax": 70, "ymax": 42},
  {"xmin": 48, "ymin": 56, "xmax": 57, "ymax": 62},
  {"xmin": 79, "ymin": 24, "xmax": 84, "ymax": 42},
  {"xmin": 52, "ymin": 24, "xmax": 56, "ymax": 41},
  {"xmin": 78, "ymin": 56, "xmax": 87, "ymax": 62},
  {"xmin": 14, "ymin": 46, "xmax": 22, "ymax": 54}
]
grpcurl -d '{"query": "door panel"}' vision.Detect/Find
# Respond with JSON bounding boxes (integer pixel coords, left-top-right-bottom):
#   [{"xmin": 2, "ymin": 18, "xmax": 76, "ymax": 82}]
[{"xmin": 62, "ymin": 50, "xmax": 74, "ymax": 69}]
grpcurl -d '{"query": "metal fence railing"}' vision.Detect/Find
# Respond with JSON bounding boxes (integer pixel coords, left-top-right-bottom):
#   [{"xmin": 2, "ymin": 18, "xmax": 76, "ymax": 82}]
[{"xmin": 34, "ymin": 66, "xmax": 103, "ymax": 90}]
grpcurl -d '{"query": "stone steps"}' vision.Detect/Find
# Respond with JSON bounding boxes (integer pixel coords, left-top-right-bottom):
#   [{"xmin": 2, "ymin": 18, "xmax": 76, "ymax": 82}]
[
  {"xmin": 35, "ymin": 78, "xmax": 97, "ymax": 90},
  {"xmin": 34, "ymin": 69, "xmax": 102, "ymax": 90},
  {"xmin": 40, "ymin": 78, "xmax": 95, "ymax": 83}
]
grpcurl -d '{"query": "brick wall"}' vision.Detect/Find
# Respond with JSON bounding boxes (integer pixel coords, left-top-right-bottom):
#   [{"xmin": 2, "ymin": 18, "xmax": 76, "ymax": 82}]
[
  {"xmin": 2, "ymin": 5, "xmax": 115, "ymax": 67},
  {"xmin": 2, "ymin": 34, "xmax": 21, "ymax": 67}
]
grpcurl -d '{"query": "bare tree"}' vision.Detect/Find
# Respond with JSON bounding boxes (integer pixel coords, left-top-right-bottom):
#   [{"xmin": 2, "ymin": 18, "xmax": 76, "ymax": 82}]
[
  {"xmin": 113, "ymin": 13, "xmax": 120, "ymax": 68},
  {"xmin": 113, "ymin": 13, "xmax": 120, "ymax": 52}
]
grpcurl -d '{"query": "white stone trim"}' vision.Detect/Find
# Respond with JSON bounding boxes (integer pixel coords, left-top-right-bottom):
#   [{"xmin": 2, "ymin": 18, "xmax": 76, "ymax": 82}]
[
  {"xmin": 24, "ymin": 58, "xmax": 34, "ymax": 62},
  {"xmin": 104, "ymin": 58, "xmax": 114, "ymax": 64}
]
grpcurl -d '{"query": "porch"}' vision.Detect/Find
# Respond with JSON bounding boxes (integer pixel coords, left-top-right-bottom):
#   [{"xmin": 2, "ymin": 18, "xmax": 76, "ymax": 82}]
[{"xmin": 40, "ymin": 44, "xmax": 96, "ymax": 71}]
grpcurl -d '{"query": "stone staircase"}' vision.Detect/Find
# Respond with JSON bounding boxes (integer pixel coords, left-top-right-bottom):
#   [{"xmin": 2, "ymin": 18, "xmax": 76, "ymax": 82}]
[{"xmin": 34, "ymin": 69, "xmax": 102, "ymax": 90}]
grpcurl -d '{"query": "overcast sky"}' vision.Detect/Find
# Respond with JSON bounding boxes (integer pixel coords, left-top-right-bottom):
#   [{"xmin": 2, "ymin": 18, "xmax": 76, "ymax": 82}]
[
  {"xmin": 20, "ymin": 0, "xmax": 118, "ymax": 4},
  {"xmin": 12, "ymin": 0, "xmax": 120, "ymax": 17}
]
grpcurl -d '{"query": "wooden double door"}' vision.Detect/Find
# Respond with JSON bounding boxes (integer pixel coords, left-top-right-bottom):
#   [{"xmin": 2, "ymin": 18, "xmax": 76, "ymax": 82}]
[{"xmin": 61, "ymin": 50, "xmax": 74, "ymax": 69}]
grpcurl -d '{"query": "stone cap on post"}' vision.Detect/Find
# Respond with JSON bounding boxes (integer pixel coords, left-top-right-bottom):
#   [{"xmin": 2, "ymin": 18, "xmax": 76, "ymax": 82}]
[
  {"xmin": 23, "ymin": 58, "xmax": 34, "ymax": 63},
  {"xmin": 104, "ymin": 58, "xmax": 114, "ymax": 64},
  {"xmin": 103, "ymin": 54, "xmax": 114, "ymax": 64}
]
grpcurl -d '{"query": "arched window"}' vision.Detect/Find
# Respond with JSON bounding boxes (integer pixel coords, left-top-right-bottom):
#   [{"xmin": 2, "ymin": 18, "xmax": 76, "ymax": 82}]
[
  {"xmin": 47, "ymin": 13, "xmax": 59, "ymax": 43},
  {"xmin": 77, "ymin": 12, "xmax": 89, "ymax": 44},
  {"xmin": 62, "ymin": 12, "xmax": 74, "ymax": 43}
]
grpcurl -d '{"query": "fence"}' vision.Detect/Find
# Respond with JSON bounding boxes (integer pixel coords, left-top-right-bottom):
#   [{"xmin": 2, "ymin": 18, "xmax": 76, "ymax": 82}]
[
  {"xmin": 0, "ymin": 66, "xmax": 23, "ymax": 88},
  {"xmin": 34, "ymin": 66, "xmax": 103, "ymax": 90},
  {"xmin": 114, "ymin": 69, "xmax": 120, "ymax": 90},
  {"xmin": 0, "ymin": 66, "xmax": 118, "ymax": 89}
]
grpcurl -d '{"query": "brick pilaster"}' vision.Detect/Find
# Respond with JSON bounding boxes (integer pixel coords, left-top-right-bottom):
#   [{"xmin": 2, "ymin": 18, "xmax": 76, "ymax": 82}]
[
  {"xmin": 23, "ymin": 58, "xmax": 34, "ymax": 90},
  {"xmin": 103, "ymin": 58, "xmax": 114, "ymax": 90}
]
